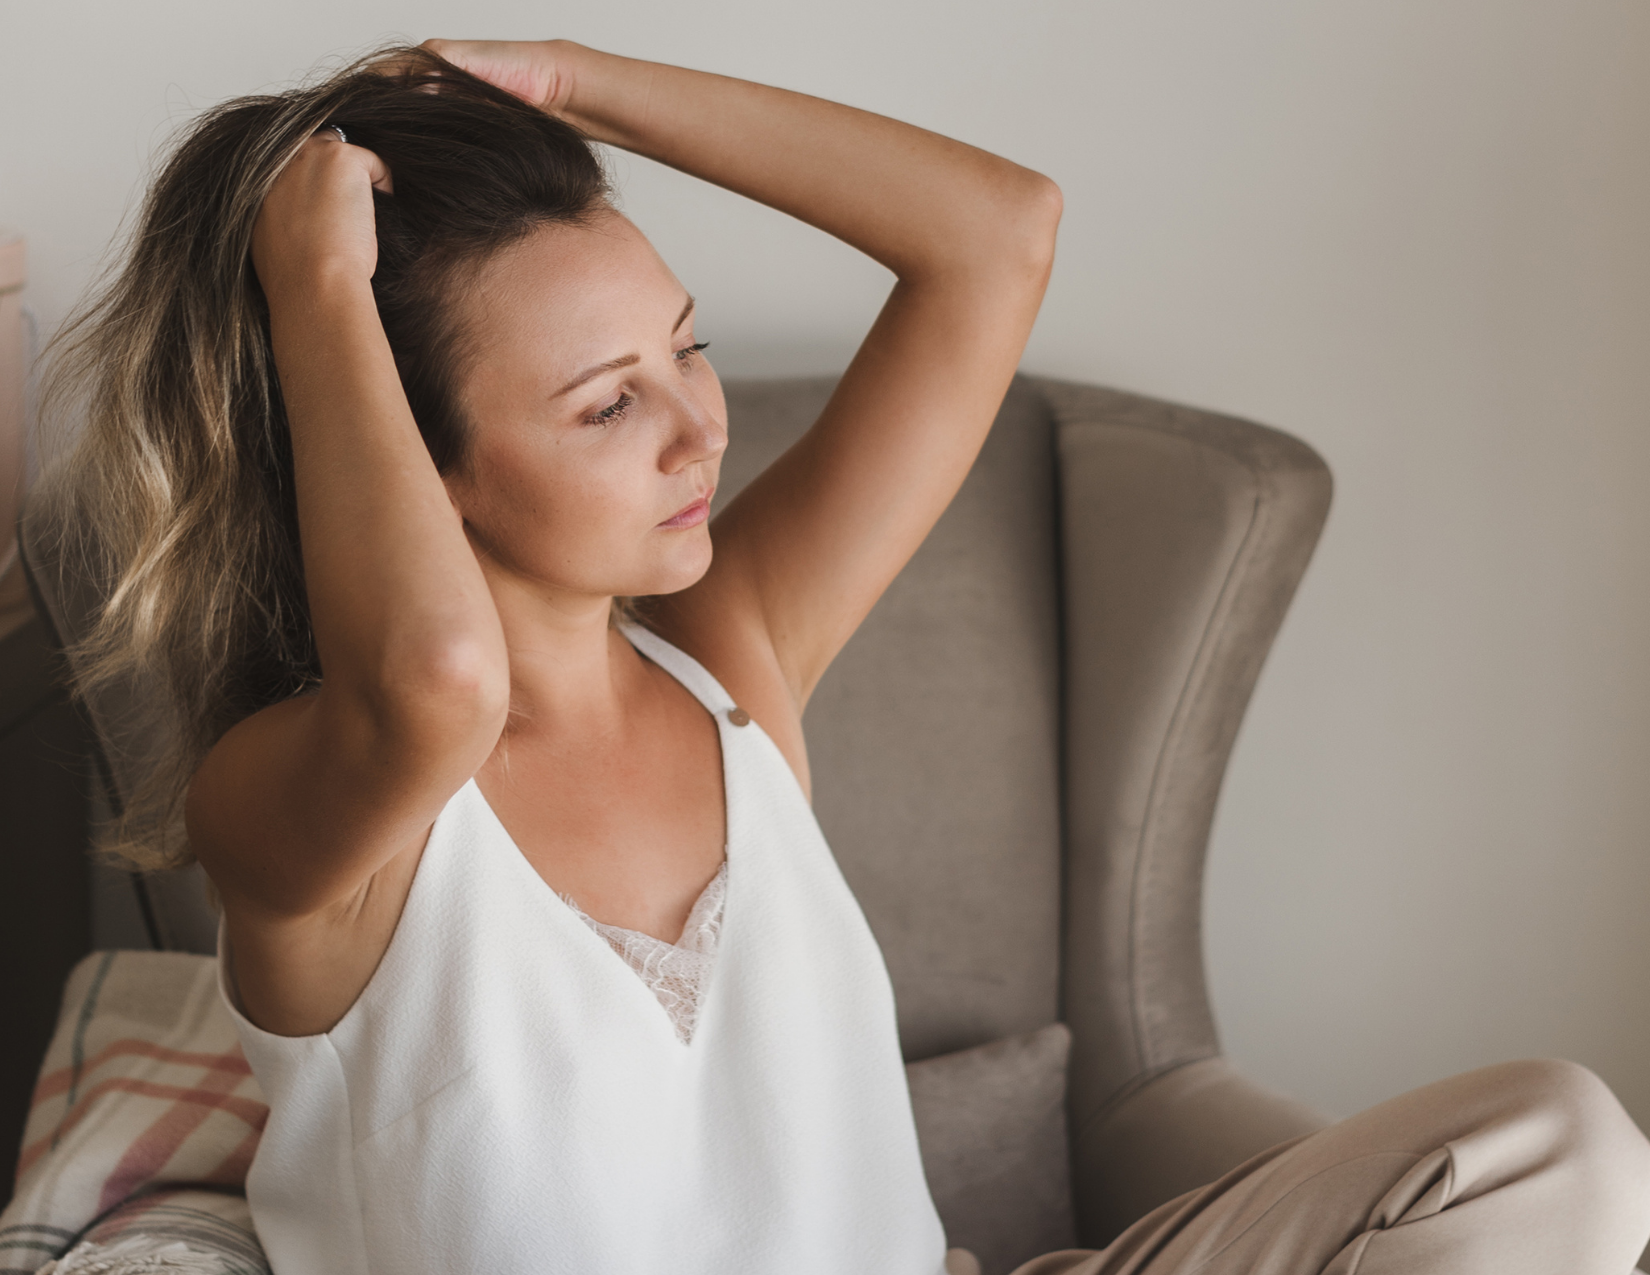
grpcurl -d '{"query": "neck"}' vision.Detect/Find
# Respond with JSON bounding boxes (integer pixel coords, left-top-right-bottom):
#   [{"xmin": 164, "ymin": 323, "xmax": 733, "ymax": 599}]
[{"xmin": 480, "ymin": 561, "xmax": 645, "ymax": 746}]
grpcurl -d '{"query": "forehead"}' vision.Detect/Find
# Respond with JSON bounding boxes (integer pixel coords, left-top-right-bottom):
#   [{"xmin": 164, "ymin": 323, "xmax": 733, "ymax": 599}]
[{"xmin": 459, "ymin": 211, "xmax": 686, "ymax": 364}]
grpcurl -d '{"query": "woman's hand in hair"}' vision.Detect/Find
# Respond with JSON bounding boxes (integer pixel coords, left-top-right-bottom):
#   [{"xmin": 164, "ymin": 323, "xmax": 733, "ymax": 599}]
[
  {"xmin": 418, "ymin": 39, "xmax": 578, "ymax": 116},
  {"xmin": 251, "ymin": 132, "xmax": 394, "ymax": 307}
]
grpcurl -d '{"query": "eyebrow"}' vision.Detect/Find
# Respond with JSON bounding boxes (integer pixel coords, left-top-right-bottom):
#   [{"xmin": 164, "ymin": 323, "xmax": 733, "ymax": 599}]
[{"xmin": 550, "ymin": 295, "xmax": 696, "ymax": 401}]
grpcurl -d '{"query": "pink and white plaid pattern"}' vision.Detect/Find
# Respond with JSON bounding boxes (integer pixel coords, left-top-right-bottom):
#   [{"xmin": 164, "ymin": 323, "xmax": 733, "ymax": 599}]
[{"xmin": 0, "ymin": 952, "xmax": 266, "ymax": 1273}]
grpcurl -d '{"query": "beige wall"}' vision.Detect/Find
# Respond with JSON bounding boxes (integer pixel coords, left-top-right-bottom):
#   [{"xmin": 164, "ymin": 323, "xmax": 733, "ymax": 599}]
[
  {"xmin": 2, "ymin": 0, "xmax": 1647, "ymax": 1127},
  {"xmin": 0, "ymin": 233, "xmax": 30, "ymax": 641}
]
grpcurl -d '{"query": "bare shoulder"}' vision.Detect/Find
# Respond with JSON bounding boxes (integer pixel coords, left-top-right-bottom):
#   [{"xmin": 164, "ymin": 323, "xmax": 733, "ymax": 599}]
[{"xmin": 643, "ymin": 595, "xmax": 813, "ymax": 802}]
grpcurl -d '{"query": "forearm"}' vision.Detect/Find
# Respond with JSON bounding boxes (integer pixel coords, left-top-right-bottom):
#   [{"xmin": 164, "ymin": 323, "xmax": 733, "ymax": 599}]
[
  {"xmin": 267, "ymin": 278, "xmax": 507, "ymax": 714},
  {"xmin": 554, "ymin": 43, "xmax": 1056, "ymax": 279}
]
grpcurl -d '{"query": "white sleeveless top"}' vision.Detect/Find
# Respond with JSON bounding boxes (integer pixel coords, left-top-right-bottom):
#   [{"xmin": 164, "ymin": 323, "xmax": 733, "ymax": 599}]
[{"xmin": 217, "ymin": 624, "xmax": 948, "ymax": 1275}]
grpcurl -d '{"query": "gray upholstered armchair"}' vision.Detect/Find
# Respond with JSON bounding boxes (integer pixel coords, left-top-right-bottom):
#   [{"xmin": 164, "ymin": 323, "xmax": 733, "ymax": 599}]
[{"xmin": 5, "ymin": 373, "xmax": 1334, "ymax": 1272}]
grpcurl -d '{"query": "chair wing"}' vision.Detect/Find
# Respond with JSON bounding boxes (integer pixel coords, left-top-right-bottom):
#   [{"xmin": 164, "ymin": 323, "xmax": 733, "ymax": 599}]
[{"xmin": 1050, "ymin": 380, "xmax": 1334, "ymax": 1242}]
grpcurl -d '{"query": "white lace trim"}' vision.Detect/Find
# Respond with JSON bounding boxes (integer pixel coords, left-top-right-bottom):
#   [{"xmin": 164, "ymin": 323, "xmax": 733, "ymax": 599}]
[{"xmin": 561, "ymin": 861, "xmax": 727, "ymax": 1044}]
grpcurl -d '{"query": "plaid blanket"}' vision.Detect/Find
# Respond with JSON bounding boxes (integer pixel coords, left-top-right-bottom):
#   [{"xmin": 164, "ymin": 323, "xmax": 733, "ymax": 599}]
[{"xmin": 0, "ymin": 952, "xmax": 268, "ymax": 1274}]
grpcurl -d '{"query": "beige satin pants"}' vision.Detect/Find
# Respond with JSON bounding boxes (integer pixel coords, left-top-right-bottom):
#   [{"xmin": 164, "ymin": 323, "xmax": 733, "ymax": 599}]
[{"xmin": 947, "ymin": 1059, "xmax": 1650, "ymax": 1275}]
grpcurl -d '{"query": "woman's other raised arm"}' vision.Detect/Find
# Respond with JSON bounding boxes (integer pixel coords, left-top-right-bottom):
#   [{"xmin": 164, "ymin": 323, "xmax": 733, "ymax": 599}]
[{"xmin": 427, "ymin": 40, "xmax": 1059, "ymax": 721}]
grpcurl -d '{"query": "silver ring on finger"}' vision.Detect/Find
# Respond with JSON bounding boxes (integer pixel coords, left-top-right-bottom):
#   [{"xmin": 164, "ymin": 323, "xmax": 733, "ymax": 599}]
[{"xmin": 317, "ymin": 122, "xmax": 348, "ymax": 145}]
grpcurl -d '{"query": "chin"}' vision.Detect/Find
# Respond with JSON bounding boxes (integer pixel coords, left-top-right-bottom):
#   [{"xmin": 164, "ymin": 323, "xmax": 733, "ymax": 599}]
[{"xmin": 627, "ymin": 542, "xmax": 714, "ymax": 599}]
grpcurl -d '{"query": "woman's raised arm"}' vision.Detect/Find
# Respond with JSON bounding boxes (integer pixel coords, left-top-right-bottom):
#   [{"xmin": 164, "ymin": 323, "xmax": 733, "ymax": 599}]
[
  {"xmin": 188, "ymin": 133, "xmax": 510, "ymax": 1030},
  {"xmin": 427, "ymin": 40, "xmax": 1059, "ymax": 719}
]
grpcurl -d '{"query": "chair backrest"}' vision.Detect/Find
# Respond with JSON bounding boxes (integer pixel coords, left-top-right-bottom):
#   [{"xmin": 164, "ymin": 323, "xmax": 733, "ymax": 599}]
[
  {"xmin": 713, "ymin": 377, "xmax": 1068, "ymax": 1061},
  {"xmin": 671, "ymin": 377, "xmax": 1335, "ymax": 1091}
]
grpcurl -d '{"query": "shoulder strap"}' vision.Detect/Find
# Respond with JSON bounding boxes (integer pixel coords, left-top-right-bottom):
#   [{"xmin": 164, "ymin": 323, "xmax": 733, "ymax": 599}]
[{"xmin": 619, "ymin": 623, "xmax": 737, "ymax": 715}]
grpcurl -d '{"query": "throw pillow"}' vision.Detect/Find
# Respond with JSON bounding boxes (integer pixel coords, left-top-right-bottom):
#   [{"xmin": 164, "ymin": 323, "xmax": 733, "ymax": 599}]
[{"xmin": 906, "ymin": 1023, "xmax": 1076, "ymax": 1275}]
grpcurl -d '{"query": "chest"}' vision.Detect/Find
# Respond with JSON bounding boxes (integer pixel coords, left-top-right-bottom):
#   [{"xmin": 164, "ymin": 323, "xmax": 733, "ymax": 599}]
[{"xmin": 472, "ymin": 679, "xmax": 727, "ymax": 944}]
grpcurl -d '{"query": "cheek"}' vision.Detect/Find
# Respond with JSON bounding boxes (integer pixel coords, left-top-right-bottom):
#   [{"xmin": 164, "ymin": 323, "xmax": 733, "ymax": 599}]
[{"xmin": 465, "ymin": 432, "xmax": 661, "ymax": 575}]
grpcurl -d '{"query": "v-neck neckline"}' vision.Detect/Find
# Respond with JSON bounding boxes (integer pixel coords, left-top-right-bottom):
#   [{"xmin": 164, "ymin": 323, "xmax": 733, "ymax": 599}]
[
  {"xmin": 560, "ymin": 857, "xmax": 729, "ymax": 950},
  {"xmin": 463, "ymin": 626, "xmax": 736, "ymax": 1048}
]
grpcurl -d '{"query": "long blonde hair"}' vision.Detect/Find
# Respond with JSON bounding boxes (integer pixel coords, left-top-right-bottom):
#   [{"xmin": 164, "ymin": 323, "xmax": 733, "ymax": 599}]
[{"xmin": 32, "ymin": 47, "xmax": 607, "ymax": 870}]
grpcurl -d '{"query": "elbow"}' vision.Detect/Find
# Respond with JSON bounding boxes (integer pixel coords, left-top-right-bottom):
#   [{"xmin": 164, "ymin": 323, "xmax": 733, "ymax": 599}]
[
  {"xmin": 407, "ymin": 636, "xmax": 513, "ymax": 729},
  {"xmin": 1003, "ymin": 170, "xmax": 1062, "ymax": 276},
  {"xmin": 362, "ymin": 636, "xmax": 511, "ymax": 746},
  {"xmin": 1030, "ymin": 172, "xmax": 1063, "ymax": 247},
  {"xmin": 891, "ymin": 167, "xmax": 1062, "ymax": 286},
  {"xmin": 418, "ymin": 635, "xmax": 511, "ymax": 707},
  {"xmin": 939, "ymin": 167, "xmax": 1060, "ymax": 285}
]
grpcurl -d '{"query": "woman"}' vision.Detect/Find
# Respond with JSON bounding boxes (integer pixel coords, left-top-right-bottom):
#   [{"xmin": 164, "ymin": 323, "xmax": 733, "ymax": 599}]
[{"xmin": 41, "ymin": 37, "xmax": 1650, "ymax": 1275}]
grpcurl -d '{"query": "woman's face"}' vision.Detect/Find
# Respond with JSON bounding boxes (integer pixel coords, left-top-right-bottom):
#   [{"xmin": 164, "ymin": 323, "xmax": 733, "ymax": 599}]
[{"xmin": 442, "ymin": 209, "xmax": 726, "ymax": 607}]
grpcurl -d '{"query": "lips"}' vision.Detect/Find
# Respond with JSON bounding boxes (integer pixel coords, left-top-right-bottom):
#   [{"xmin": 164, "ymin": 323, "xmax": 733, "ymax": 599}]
[{"xmin": 658, "ymin": 493, "xmax": 712, "ymax": 529}]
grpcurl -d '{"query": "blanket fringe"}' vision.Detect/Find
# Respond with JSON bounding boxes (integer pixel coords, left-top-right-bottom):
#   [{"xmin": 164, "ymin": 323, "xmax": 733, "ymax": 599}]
[{"xmin": 40, "ymin": 1235, "xmax": 236, "ymax": 1275}]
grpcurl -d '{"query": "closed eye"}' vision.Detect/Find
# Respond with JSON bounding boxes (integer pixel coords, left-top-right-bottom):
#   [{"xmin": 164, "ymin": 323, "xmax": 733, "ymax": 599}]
[
  {"xmin": 675, "ymin": 341, "xmax": 710, "ymax": 366},
  {"xmin": 585, "ymin": 391, "xmax": 635, "ymax": 426}
]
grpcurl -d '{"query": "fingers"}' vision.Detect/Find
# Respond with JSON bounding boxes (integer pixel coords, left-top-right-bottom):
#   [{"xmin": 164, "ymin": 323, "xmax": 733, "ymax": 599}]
[
  {"xmin": 419, "ymin": 38, "xmax": 485, "ymax": 82},
  {"xmin": 366, "ymin": 44, "xmax": 434, "ymax": 76},
  {"xmin": 413, "ymin": 39, "xmax": 555, "ymax": 108},
  {"xmin": 419, "ymin": 38, "xmax": 460, "ymax": 64},
  {"xmin": 364, "ymin": 152, "xmax": 394, "ymax": 195},
  {"xmin": 301, "ymin": 131, "xmax": 395, "ymax": 196},
  {"xmin": 417, "ymin": 39, "xmax": 468, "ymax": 79}
]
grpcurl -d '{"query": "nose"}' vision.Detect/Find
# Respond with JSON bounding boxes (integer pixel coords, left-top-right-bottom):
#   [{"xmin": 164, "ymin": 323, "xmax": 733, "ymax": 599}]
[{"xmin": 660, "ymin": 387, "xmax": 727, "ymax": 474}]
